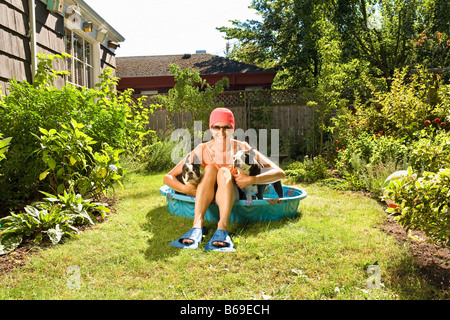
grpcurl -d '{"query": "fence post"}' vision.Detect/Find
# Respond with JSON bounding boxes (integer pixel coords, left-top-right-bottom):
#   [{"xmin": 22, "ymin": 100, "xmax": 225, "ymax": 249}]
[{"xmin": 244, "ymin": 91, "xmax": 249, "ymax": 130}]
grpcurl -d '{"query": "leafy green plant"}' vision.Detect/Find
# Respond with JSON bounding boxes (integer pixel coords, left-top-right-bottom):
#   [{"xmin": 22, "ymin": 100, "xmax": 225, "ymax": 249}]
[
  {"xmin": 284, "ymin": 155, "xmax": 330, "ymax": 183},
  {"xmin": 0, "ymin": 53, "xmax": 152, "ymax": 201},
  {"xmin": 383, "ymin": 167, "xmax": 450, "ymax": 250},
  {"xmin": 157, "ymin": 64, "xmax": 229, "ymax": 126},
  {"xmin": 409, "ymin": 128, "xmax": 450, "ymax": 174},
  {"xmin": 37, "ymin": 190, "xmax": 110, "ymax": 224},
  {"xmin": 0, "ymin": 191, "xmax": 109, "ymax": 255},
  {"xmin": 34, "ymin": 119, "xmax": 124, "ymax": 198},
  {"xmin": 35, "ymin": 119, "xmax": 96, "ymax": 195},
  {"xmin": 143, "ymin": 138, "xmax": 179, "ymax": 172},
  {"xmin": 0, "ymin": 134, "xmax": 11, "ymax": 165},
  {"xmin": 88, "ymin": 144, "xmax": 125, "ymax": 197}
]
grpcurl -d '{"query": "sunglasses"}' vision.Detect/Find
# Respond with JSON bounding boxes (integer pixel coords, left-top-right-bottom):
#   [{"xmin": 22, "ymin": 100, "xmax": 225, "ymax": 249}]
[{"xmin": 211, "ymin": 125, "xmax": 233, "ymax": 131}]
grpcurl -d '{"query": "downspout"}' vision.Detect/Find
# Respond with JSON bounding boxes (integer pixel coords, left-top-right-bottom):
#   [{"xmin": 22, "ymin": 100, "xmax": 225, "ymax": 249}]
[{"xmin": 29, "ymin": 0, "xmax": 37, "ymax": 82}]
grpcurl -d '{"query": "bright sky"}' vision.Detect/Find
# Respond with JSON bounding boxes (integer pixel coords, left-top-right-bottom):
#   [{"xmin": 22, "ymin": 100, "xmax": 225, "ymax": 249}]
[{"xmin": 83, "ymin": 0, "xmax": 260, "ymax": 57}]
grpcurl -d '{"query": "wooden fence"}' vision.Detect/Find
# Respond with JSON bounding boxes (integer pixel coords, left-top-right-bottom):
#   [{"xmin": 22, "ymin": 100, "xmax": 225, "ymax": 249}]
[{"xmin": 136, "ymin": 89, "xmax": 318, "ymax": 140}]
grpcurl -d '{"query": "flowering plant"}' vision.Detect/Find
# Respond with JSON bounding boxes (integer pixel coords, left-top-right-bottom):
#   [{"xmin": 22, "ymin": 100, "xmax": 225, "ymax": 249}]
[{"xmin": 383, "ymin": 167, "xmax": 450, "ymax": 250}]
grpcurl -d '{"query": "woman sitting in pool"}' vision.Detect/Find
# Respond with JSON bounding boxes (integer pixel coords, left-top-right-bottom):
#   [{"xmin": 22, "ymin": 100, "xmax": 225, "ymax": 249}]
[{"xmin": 163, "ymin": 107, "xmax": 285, "ymax": 251}]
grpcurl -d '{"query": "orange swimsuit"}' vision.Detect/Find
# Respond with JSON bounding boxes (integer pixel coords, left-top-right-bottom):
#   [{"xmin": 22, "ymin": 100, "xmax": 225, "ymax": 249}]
[{"xmin": 199, "ymin": 140, "xmax": 250, "ymax": 174}]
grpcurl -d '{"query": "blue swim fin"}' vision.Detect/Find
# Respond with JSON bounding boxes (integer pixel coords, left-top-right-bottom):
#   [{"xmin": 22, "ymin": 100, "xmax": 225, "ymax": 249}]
[
  {"xmin": 169, "ymin": 227, "xmax": 204, "ymax": 249},
  {"xmin": 205, "ymin": 229, "xmax": 236, "ymax": 252}
]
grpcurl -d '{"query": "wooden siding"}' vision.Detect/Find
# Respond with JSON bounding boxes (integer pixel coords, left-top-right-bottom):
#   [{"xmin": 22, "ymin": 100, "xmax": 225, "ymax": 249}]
[
  {"xmin": 0, "ymin": 0, "xmax": 66, "ymax": 93},
  {"xmin": 0, "ymin": 0, "xmax": 31, "ymax": 92},
  {"xmin": 0, "ymin": 0, "xmax": 120, "ymax": 94}
]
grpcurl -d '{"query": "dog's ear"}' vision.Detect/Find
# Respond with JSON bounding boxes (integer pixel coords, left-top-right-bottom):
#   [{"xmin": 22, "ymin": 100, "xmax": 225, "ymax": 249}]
[
  {"xmin": 249, "ymin": 148, "xmax": 264, "ymax": 167},
  {"xmin": 193, "ymin": 152, "xmax": 201, "ymax": 165},
  {"xmin": 249, "ymin": 148, "xmax": 257, "ymax": 164}
]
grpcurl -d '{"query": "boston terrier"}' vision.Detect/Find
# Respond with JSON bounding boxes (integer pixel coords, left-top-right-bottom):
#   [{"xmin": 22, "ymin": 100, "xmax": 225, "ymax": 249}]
[
  {"xmin": 233, "ymin": 148, "xmax": 284, "ymax": 200},
  {"xmin": 176, "ymin": 154, "xmax": 202, "ymax": 189}
]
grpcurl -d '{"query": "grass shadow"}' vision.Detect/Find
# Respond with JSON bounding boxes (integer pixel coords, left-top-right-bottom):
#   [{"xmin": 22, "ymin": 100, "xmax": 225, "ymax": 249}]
[
  {"xmin": 141, "ymin": 203, "xmax": 304, "ymax": 259},
  {"xmin": 229, "ymin": 210, "xmax": 304, "ymax": 241},
  {"xmin": 141, "ymin": 205, "xmax": 190, "ymax": 261}
]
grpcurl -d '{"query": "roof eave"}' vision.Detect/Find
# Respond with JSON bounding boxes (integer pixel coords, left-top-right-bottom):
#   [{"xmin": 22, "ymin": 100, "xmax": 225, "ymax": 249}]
[{"xmin": 75, "ymin": 0, "xmax": 125, "ymax": 42}]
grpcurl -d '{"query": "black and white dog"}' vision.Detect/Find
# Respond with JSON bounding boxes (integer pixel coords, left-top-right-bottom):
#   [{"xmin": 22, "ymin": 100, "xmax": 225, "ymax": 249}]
[
  {"xmin": 233, "ymin": 148, "xmax": 284, "ymax": 200},
  {"xmin": 176, "ymin": 154, "xmax": 202, "ymax": 190}
]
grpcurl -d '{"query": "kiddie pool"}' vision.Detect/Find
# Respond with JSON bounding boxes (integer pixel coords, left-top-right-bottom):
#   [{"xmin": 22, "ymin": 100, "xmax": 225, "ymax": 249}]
[{"xmin": 159, "ymin": 184, "xmax": 307, "ymax": 223}]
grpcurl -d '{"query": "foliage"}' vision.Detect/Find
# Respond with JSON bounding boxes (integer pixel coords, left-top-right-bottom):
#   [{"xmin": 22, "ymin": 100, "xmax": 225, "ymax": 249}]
[
  {"xmin": 219, "ymin": 0, "xmax": 449, "ymax": 90},
  {"xmin": 0, "ymin": 53, "xmax": 150, "ymax": 200},
  {"xmin": 383, "ymin": 167, "xmax": 450, "ymax": 250},
  {"xmin": 334, "ymin": 132, "xmax": 410, "ymax": 175},
  {"xmin": 34, "ymin": 120, "xmax": 124, "ymax": 198},
  {"xmin": 284, "ymin": 155, "xmax": 330, "ymax": 183},
  {"xmin": 156, "ymin": 64, "xmax": 229, "ymax": 126},
  {"xmin": 409, "ymin": 128, "xmax": 450, "ymax": 174},
  {"xmin": 0, "ymin": 191, "xmax": 109, "ymax": 255},
  {"xmin": 219, "ymin": 0, "xmax": 322, "ymax": 88},
  {"xmin": 142, "ymin": 138, "xmax": 179, "ymax": 172},
  {"xmin": 0, "ymin": 134, "xmax": 11, "ymax": 166}
]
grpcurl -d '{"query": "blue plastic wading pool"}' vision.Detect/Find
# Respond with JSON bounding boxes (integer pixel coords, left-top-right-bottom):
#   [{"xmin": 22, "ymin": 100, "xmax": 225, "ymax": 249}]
[{"xmin": 159, "ymin": 184, "xmax": 307, "ymax": 223}]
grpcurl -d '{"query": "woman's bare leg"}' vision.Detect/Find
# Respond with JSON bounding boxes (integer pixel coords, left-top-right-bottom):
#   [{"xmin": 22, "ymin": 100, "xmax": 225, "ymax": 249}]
[
  {"xmin": 214, "ymin": 167, "xmax": 235, "ymax": 246},
  {"xmin": 182, "ymin": 165, "xmax": 217, "ymax": 244}
]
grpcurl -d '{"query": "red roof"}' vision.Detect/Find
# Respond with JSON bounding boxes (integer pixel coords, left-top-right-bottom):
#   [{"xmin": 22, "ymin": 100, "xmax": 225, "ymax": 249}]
[{"xmin": 116, "ymin": 53, "xmax": 276, "ymax": 92}]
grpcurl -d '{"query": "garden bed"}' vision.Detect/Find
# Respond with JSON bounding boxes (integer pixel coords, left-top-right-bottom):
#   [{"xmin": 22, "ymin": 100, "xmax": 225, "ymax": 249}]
[{"xmin": 380, "ymin": 215, "xmax": 450, "ymax": 297}]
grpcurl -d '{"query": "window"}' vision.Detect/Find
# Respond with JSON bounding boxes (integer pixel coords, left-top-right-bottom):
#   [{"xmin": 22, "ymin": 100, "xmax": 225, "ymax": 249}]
[{"xmin": 65, "ymin": 29, "xmax": 93, "ymax": 88}]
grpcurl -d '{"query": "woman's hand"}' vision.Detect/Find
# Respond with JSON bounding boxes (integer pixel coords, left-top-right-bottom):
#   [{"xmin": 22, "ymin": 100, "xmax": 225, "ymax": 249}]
[
  {"xmin": 232, "ymin": 172, "xmax": 256, "ymax": 189},
  {"xmin": 183, "ymin": 183, "xmax": 197, "ymax": 196}
]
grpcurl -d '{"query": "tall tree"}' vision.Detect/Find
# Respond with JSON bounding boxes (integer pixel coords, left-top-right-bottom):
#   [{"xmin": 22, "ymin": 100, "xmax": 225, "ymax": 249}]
[
  {"xmin": 218, "ymin": 0, "xmax": 449, "ymax": 90},
  {"xmin": 218, "ymin": 0, "xmax": 323, "ymax": 88}
]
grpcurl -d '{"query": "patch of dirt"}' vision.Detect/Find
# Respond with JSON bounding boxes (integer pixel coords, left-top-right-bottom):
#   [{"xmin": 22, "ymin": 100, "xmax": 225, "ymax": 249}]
[
  {"xmin": 0, "ymin": 243, "xmax": 44, "ymax": 275},
  {"xmin": 380, "ymin": 215, "xmax": 450, "ymax": 297}
]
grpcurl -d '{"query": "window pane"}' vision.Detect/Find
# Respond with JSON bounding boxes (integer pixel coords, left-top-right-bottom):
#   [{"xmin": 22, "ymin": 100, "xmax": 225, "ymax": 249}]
[
  {"xmin": 86, "ymin": 65, "xmax": 92, "ymax": 89},
  {"xmin": 85, "ymin": 42, "xmax": 91, "ymax": 65},
  {"xmin": 65, "ymin": 29, "xmax": 72, "ymax": 55},
  {"xmin": 75, "ymin": 59, "xmax": 83, "ymax": 86},
  {"xmin": 66, "ymin": 57, "xmax": 73, "ymax": 83},
  {"xmin": 64, "ymin": 30, "xmax": 94, "ymax": 88},
  {"xmin": 73, "ymin": 33, "xmax": 83, "ymax": 60}
]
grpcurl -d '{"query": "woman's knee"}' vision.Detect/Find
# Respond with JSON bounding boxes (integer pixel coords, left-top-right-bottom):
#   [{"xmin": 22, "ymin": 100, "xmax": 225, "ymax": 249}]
[
  {"xmin": 203, "ymin": 165, "xmax": 218, "ymax": 180},
  {"xmin": 217, "ymin": 167, "xmax": 233, "ymax": 186}
]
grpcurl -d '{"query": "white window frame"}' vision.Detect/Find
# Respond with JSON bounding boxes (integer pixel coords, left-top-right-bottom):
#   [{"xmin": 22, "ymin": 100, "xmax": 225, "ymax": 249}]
[{"xmin": 64, "ymin": 28, "xmax": 95, "ymax": 88}]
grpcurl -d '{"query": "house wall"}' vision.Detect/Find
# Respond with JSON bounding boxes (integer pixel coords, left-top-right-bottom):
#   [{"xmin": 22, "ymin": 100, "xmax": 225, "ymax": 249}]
[
  {"xmin": 0, "ymin": 0, "xmax": 121, "ymax": 95},
  {"xmin": 0, "ymin": 0, "xmax": 65, "ymax": 93},
  {"xmin": 0, "ymin": 0, "xmax": 32, "ymax": 93}
]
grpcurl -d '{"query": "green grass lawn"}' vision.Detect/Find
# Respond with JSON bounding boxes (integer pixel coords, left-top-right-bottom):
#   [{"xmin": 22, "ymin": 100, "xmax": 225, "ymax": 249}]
[{"xmin": 0, "ymin": 172, "xmax": 445, "ymax": 299}]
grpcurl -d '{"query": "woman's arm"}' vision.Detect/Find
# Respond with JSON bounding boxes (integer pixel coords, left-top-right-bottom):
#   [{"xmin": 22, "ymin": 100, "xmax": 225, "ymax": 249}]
[
  {"xmin": 233, "ymin": 147, "xmax": 285, "ymax": 189},
  {"xmin": 163, "ymin": 145, "xmax": 203, "ymax": 196},
  {"xmin": 163, "ymin": 162, "xmax": 197, "ymax": 196}
]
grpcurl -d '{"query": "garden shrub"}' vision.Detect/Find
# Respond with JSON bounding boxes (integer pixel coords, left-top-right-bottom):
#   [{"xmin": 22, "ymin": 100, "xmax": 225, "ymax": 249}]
[
  {"xmin": 335, "ymin": 132, "xmax": 409, "ymax": 175},
  {"xmin": 409, "ymin": 127, "xmax": 450, "ymax": 174},
  {"xmin": 0, "ymin": 134, "xmax": 11, "ymax": 167},
  {"xmin": 157, "ymin": 64, "xmax": 229, "ymax": 126},
  {"xmin": 34, "ymin": 119, "xmax": 124, "ymax": 199},
  {"xmin": 383, "ymin": 167, "xmax": 450, "ymax": 250},
  {"xmin": 350, "ymin": 66, "xmax": 449, "ymax": 138},
  {"xmin": 143, "ymin": 138, "xmax": 179, "ymax": 172},
  {"xmin": 284, "ymin": 155, "xmax": 330, "ymax": 183},
  {"xmin": 0, "ymin": 53, "xmax": 153, "ymax": 201},
  {"xmin": 0, "ymin": 191, "xmax": 109, "ymax": 255}
]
